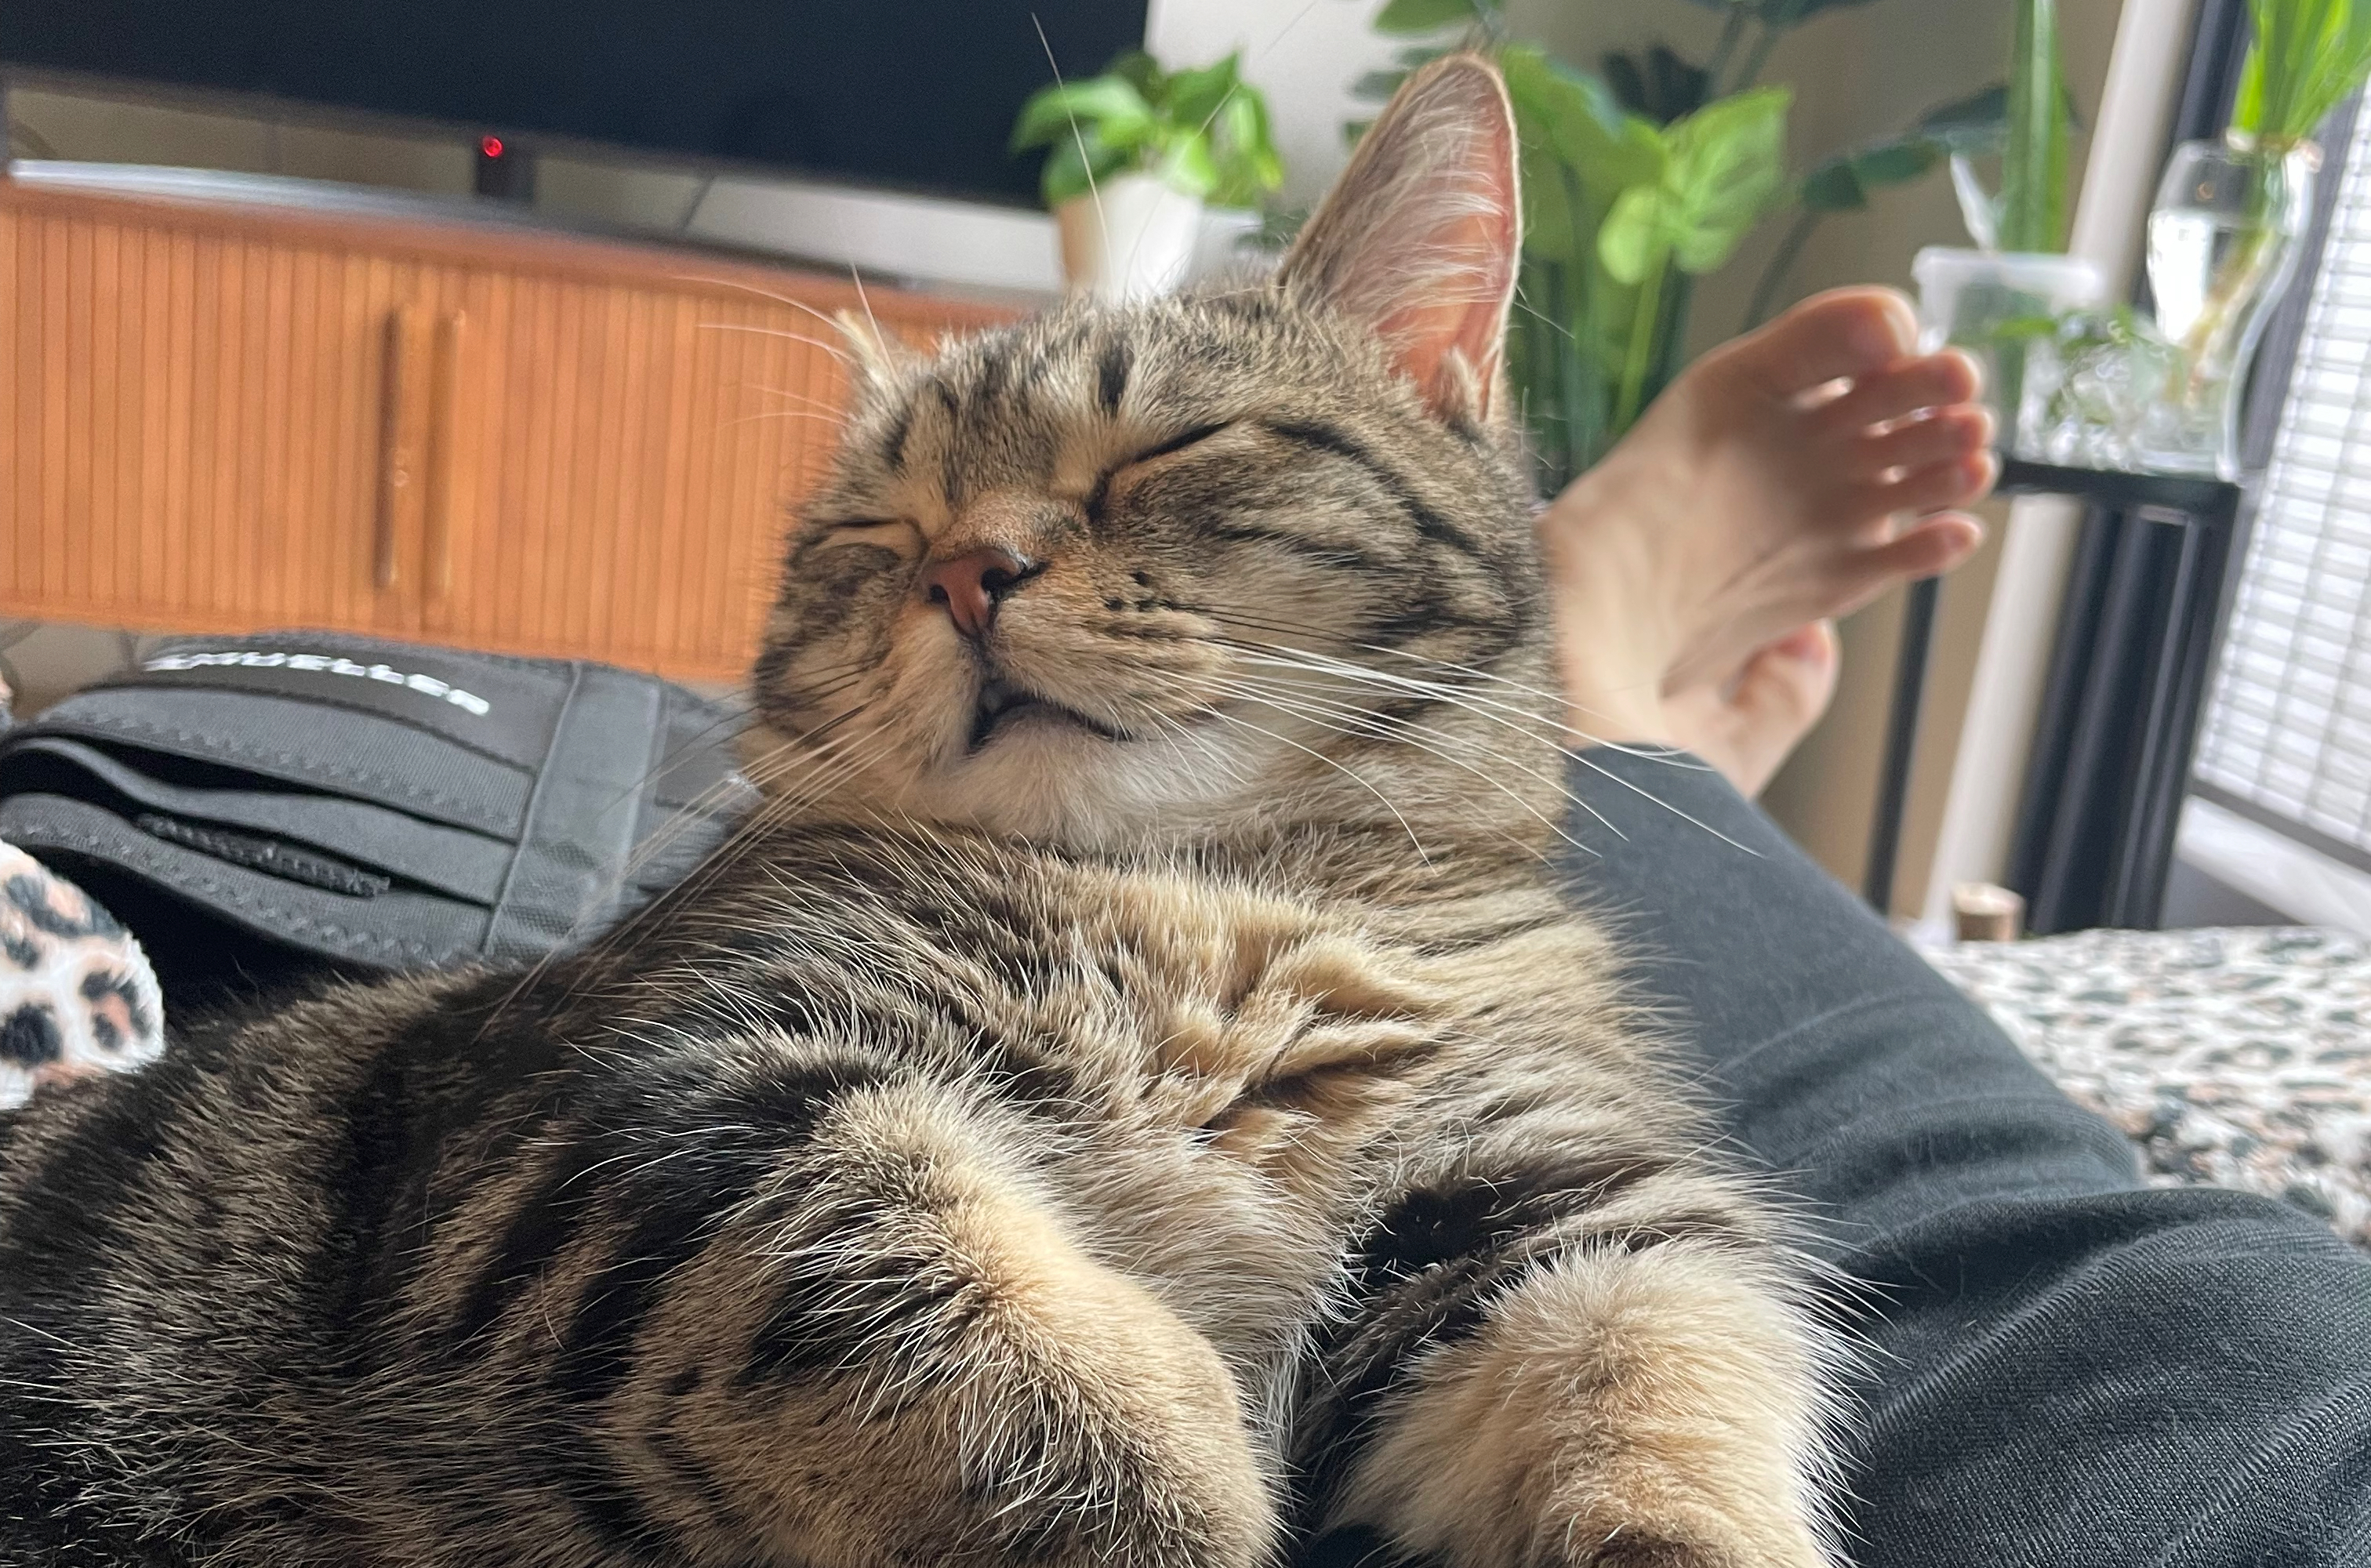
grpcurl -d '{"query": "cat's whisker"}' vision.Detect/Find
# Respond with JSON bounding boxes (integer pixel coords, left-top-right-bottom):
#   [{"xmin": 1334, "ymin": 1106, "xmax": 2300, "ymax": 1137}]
[
  {"xmin": 1199, "ymin": 674, "xmax": 1599, "ymax": 856},
  {"xmin": 1204, "ymin": 679, "xmax": 1602, "ymax": 850},
  {"xmin": 1196, "ymin": 651, "xmax": 1645, "ymax": 849},
  {"xmin": 721, "ymin": 407, "xmax": 855, "ymax": 430},
  {"xmin": 848, "ymin": 264, "xmax": 888, "ymax": 361},
  {"xmin": 1193, "ymin": 630, "xmax": 1745, "ymax": 849},
  {"xmin": 1030, "ymin": 13, "xmax": 1109, "ymax": 266},
  {"xmin": 476, "ymin": 703, "xmax": 890, "ymax": 1037},
  {"xmin": 743, "ymin": 383, "xmax": 857, "ymax": 419},
  {"xmin": 1199, "ymin": 707, "xmax": 1432, "ymax": 862},
  {"xmin": 1204, "ymin": 616, "xmax": 1694, "ymax": 763},
  {"xmin": 694, "ymin": 321, "xmax": 852, "ymax": 362},
  {"xmin": 681, "ymin": 274, "xmax": 862, "ymax": 332}
]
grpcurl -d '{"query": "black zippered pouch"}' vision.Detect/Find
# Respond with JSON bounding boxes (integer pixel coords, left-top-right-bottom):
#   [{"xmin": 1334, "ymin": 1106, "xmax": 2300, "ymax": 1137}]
[{"xmin": 0, "ymin": 633, "xmax": 752, "ymax": 1009}]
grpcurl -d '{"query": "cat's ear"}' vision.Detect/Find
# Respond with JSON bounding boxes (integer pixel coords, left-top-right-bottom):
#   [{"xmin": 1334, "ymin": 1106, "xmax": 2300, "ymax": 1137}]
[
  {"xmin": 1279, "ymin": 52, "xmax": 1521, "ymax": 425},
  {"xmin": 834, "ymin": 308, "xmax": 919, "ymax": 399}
]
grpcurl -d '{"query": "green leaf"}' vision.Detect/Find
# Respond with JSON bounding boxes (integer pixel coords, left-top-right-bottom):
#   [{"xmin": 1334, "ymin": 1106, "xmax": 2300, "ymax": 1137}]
[
  {"xmin": 2236, "ymin": 0, "xmax": 2371, "ymax": 143},
  {"xmin": 1856, "ymin": 140, "xmax": 1944, "ymax": 185},
  {"xmin": 1603, "ymin": 44, "xmax": 1711, "ymax": 124},
  {"xmin": 1018, "ymin": 47, "xmax": 1287, "ymax": 212},
  {"xmin": 1599, "ymin": 185, "xmax": 1672, "ymax": 284},
  {"xmin": 1517, "ymin": 137, "xmax": 1582, "ymax": 262},
  {"xmin": 1352, "ymin": 68, "xmax": 1411, "ymax": 103},
  {"xmin": 1373, "ymin": 0, "xmax": 1481, "ymax": 35},
  {"xmin": 1799, "ymin": 135, "xmax": 1946, "ymax": 212},
  {"xmin": 1499, "ymin": 45, "xmax": 1665, "ymax": 203},
  {"xmin": 1161, "ymin": 134, "xmax": 1222, "ymax": 199},
  {"xmin": 1786, "ymin": 83, "xmax": 2002, "ymax": 216},
  {"xmin": 1010, "ymin": 78, "xmax": 1155, "ymax": 152},
  {"xmin": 1596, "ymin": 85, "xmax": 1788, "ymax": 280},
  {"xmin": 1799, "ymin": 159, "xmax": 1871, "ymax": 212},
  {"xmin": 1166, "ymin": 52, "xmax": 1243, "ymax": 128},
  {"xmin": 1108, "ymin": 49, "xmax": 1165, "ymax": 100},
  {"xmin": 1038, "ymin": 125, "xmax": 1129, "ymax": 206},
  {"xmin": 1664, "ymin": 85, "xmax": 1792, "ymax": 270},
  {"xmin": 1998, "ymin": 0, "xmax": 2069, "ymax": 251},
  {"xmin": 1210, "ymin": 90, "xmax": 1285, "ymax": 206}
]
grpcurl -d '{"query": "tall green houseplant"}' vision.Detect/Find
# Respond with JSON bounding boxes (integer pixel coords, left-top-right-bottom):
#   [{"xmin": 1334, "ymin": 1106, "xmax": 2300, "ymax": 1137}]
[
  {"xmin": 1360, "ymin": 0, "xmax": 1985, "ymax": 492},
  {"xmin": 1997, "ymin": 0, "xmax": 2071, "ymax": 252}
]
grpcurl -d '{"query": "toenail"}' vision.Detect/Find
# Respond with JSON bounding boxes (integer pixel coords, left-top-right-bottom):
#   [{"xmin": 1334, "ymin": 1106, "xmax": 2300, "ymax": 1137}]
[{"xmin": 1853, "ymin": 317, "xmax": 1900, "ymax": 364}]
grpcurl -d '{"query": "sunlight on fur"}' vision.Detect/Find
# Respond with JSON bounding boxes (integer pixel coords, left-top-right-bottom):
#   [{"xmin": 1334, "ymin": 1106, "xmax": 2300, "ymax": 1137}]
[{"xmin": 0, "ymin": 54, "xmax": 1849, "ymax": 1568}]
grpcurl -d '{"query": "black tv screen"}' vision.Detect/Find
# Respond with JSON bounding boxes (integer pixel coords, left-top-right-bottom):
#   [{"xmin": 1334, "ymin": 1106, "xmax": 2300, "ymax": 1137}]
[{"xmin": 0, "ymin": 0, "xmax": 1145, "ymax": 205}]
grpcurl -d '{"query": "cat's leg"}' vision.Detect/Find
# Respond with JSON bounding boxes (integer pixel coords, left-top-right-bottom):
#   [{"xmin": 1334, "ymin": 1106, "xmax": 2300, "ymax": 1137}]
[
  {"xmin": 429, "ymin": 1046, "xmax": 1276, "ymax": 1568},
  {"xmin": 1297, "ymin": 1149, "xmax": 1839, "ymax": 1568}
]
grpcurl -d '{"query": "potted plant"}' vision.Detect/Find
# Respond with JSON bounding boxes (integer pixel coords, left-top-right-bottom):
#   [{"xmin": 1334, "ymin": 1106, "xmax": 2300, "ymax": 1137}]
[
  {"xmin": 1909, "ymin": 0, "xmax": 2104, "ymax": 453},
  {"xmin": 2136, "ymin": 0, "xmax": 2371, "ymax": 476},
  {"xmin": 1011, "ymin": 50, "xmax": 1284, "ymax": 301}
]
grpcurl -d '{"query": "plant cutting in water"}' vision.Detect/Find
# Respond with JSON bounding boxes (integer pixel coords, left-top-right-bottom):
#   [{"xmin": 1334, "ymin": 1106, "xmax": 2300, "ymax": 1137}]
[
  {"xmin": 1900, "ymin": 0, "xmax": 2086, "ymax": 462},
  {"xmin": 2169, "ymin": 0, "xmax": 2370, "ymax": 402},
  {"xmin": 2233, "ymin": 0, "xmax": 2371, "ymax": 147}
]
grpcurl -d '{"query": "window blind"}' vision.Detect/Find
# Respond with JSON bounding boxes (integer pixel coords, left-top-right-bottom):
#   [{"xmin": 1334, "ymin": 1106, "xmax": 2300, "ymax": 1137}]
[{"xmin": 2193, "ymin": 105, "xmax": 2371, "ymax": 875}]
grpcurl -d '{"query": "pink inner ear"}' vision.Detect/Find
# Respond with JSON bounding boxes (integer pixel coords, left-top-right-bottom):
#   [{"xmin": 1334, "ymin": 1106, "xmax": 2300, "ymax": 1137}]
[
  {"xmin": 1374, "ymin": 122, "xmax": 1518, "ymax": 423},
  {"xmin": 1380, "ymin": 222, "xmax": 1515, "ymax": 421},
  {"xmin": 1278, "ymin": 55, "xmax": 1525, "ymax": 425}
]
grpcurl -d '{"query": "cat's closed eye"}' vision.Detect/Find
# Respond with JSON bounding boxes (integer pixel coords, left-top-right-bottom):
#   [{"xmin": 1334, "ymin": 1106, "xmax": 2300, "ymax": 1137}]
[{"xmin": 809, "ymin": 518, "xmax": 924, "ymax": 553}]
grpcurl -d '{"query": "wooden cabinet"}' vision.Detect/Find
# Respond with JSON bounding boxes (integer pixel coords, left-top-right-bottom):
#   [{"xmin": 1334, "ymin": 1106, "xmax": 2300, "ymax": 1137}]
[{"xmin": 0, "ymin": 176, "xmax": 1014, "ymax": 683}]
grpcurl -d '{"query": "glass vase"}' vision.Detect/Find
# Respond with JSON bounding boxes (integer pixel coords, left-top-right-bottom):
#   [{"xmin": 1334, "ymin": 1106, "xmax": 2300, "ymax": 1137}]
[{"xmin": 2137, "ymin": 134, "xmax": 2320, "ymax": 478}]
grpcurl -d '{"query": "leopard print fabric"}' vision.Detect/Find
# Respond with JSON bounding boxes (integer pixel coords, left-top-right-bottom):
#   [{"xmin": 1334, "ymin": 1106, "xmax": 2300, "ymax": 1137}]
[
  {"xmin": 0, "ymin": 842, "xmax": 166, "ymax": 1111},
  {"xmin": 1923, "ymin": 926, "xmax": 2371, "ymax": 1249}
]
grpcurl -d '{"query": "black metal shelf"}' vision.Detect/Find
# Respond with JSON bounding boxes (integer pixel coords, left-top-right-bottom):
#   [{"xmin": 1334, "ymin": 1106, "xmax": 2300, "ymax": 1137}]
[{"xmin": 1862, "ymin": 457, "xmax": 2245, "ymax": 927}]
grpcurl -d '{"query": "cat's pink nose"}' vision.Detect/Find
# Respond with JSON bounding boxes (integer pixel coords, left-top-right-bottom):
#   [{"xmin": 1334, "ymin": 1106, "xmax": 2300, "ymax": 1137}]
[{"xmin": 922, "ymin": 547, "xmax": 1033, "ymax": 639}]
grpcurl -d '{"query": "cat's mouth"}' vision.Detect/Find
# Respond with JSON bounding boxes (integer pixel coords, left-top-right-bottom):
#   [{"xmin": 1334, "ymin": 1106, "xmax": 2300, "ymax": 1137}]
[{"xmin": 968, "ymin": 674, "xmax": 1131, "ymax": 752}]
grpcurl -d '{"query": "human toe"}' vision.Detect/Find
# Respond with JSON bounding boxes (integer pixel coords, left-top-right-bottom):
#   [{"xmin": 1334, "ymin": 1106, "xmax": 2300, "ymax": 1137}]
[
  {"xmin": 1814, "ymin": 350, "xmax": 1984, "ymax": 435},
  {"xmin": 1860, "ymin": 405, "xmax": 1995, "ymax": 477},
  {"xmin": 1868, "ymin": 447, "xmax": 1998, "ymax": 517},
  {"xmin": 1724, "ymin": 286, "xmax": 1921, "ymax": 400}
]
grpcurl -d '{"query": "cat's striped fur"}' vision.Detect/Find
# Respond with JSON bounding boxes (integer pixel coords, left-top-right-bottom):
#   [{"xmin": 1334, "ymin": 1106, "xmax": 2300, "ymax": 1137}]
[{"xmin": 0, "ymin": 56, "xmax": 1843, "ymax": 1568}]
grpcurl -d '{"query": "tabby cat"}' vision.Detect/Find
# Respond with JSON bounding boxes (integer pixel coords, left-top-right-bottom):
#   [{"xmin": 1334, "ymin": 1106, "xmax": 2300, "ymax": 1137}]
[{"xmin": 0, "ymin": 56, "xmax": 1843, "ymax": 1568}]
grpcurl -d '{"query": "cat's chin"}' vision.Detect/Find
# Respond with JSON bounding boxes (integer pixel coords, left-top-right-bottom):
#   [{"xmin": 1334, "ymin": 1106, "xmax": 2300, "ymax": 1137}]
[{"xmin": 906, "ymin": 720, "xmax": 1240, "ymax": 847}]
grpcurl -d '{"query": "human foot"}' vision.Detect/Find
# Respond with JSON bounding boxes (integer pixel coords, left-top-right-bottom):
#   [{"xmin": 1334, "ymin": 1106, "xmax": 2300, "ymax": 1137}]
[
  {"xmin": 1657, "ymin": 621, "xmax": 1841, "ymax": 799},
  {"xmin": 1539, "ymin": 286, "xmax": 1994, "ymax": 782}
]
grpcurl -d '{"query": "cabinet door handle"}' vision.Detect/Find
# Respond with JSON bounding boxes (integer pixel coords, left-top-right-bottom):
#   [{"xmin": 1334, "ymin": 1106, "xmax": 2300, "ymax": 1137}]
[
  {"xmin": 375, "ymin": 306, "xmax": 422, "ymax": 590},
  {"xmin": 423, "ymin": 310, "xmax": 466, "ymax": 604}
]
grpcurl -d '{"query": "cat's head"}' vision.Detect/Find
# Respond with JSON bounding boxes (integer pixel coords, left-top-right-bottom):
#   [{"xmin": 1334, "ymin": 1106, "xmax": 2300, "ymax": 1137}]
[{"xmin": 748, "ymin": 56, "xmax": 1564, "ymax": 853}]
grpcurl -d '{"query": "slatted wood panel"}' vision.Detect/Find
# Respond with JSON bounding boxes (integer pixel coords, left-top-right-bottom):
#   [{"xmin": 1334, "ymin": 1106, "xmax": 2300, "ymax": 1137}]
[{"xmin": 0, "ymin": 180, "xmax": 1014, "ymax": 682}]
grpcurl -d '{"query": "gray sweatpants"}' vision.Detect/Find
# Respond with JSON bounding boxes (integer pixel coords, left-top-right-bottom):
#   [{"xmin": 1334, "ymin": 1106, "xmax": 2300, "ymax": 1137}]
[{"xmin": 1564, "ymin": 747, "xmax": 2371, "ymax": 1567}]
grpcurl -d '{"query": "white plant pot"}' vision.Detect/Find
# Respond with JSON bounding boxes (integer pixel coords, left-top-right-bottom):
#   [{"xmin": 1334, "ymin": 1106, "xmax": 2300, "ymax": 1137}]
[{"xmin": 1055, "ymin": 172, "xmax": 1204, "ymax": 303}]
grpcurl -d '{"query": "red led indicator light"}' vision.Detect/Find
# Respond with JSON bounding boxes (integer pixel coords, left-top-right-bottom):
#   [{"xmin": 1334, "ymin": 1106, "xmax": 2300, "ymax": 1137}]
[{"xmin": 480, "ymin": 136, "xmax": 505, "ymax": 158}]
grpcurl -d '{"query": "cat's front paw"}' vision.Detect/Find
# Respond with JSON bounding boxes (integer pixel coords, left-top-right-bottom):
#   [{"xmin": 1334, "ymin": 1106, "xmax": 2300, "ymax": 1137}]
[{"xmin": 630, "ymin": 1074, "xmax": 1280, "ymax": 1568}]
